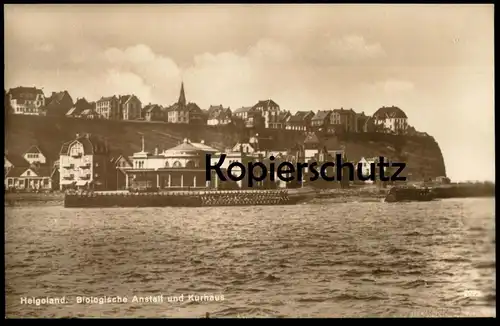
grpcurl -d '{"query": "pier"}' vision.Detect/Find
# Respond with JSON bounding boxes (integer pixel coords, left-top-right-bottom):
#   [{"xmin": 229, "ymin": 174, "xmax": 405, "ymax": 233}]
[{"xmin": 63, "ymin": 188, "xmax": 315, "ymax": 208}]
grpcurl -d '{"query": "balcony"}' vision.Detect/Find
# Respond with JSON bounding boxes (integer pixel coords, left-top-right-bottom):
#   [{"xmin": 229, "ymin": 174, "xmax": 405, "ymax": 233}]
[
  {"xmin": 79, "ymin": 162, "xmax": 91, "ymax": 169},
  {"xmin": 62, "ymin": 174, "xmax": 74, "ymax": 180},
  {"xmin": 80, "ymin": 174, "xmax": 91, "ymax": 180},
  {"xmin": 63, "ymin": 163, "xmax": 74, "ymax": 169},
  {"xmin": 71, "ymin": 152, "xmax": 82, "ymax": 158}
]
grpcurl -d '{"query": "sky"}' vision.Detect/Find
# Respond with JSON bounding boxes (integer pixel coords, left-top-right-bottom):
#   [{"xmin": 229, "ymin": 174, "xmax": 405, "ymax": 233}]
[{"xmin": 4, "ymin": 4, "xmax": 495, "ymax": 182}]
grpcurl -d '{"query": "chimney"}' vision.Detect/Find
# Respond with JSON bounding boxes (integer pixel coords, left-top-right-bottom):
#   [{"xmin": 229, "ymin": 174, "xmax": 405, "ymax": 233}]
[
  {"xmin": 200, "ymin": 140, "xmax": 205, "ymax": 144},
  {"xmin": 75, "ymin": 133, "xmax": 80, "ymax": 138},
  {"xmin": 154, "ymin": 147, "xmax": 158, "ymax": 156}
]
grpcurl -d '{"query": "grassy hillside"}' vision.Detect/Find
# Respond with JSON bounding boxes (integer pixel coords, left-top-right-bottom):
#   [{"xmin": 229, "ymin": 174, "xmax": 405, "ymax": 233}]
[{"xmin": 5, "ymin": 115, "xmax": 446, "ymax": 180}]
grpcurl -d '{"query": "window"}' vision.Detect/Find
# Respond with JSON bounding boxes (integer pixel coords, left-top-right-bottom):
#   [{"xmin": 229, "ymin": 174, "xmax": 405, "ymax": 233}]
[{"xmin": 26, "ymin": 171, "xmax": 30, "ymax": 176}]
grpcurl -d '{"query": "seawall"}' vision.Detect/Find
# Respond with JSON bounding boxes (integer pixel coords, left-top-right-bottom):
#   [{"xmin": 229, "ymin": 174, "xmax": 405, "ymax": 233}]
[{"xmin": 5, "ymin": 114, "xmax": 446, "ymax": 180}]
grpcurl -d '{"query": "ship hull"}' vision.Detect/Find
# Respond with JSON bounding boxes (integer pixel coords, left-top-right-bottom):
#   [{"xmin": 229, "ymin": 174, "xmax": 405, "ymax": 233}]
[{"xmin": 63, "ymin": 188, "xmax": 316, "ymax": 208}]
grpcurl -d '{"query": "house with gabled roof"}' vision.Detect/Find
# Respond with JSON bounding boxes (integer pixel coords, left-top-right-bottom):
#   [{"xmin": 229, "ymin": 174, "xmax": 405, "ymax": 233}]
[
  {"xmin": 67, "ymin": 97, "xmax": 89, "ymax": 117},
  {"xmin": 96, "ymin": 95, "xmax": 120, "ymax": 120},
  {"xmin": 207, "ymin": 105, "xmax": 232, "ymax": 126},
  {"xmin": 252, "ymin": 99, "xmax": 281, "ymax": 129},
  {"xmin": 286, "ymin": 111, "xmax": 315, "ymax": 131},
  {"xmin": 23, "ymin": 145, "xmax": 47, "ymax": 165},
  {"xmin": 7, "ymin": 86, "xmax": 46, "ymax": 115},
  {"xmin": 233, "ymin": 106, "xmax": 264, "ymax": 128},
  {"xmin": 119, "ymin": 94, "xmax": 142, "ymax": 120},
  {"xmin": 372, "ymin": 106, "xmax": 409, "ymax": 135},
  {"xmin": 330, "ymin": 108, "xmax": 358, "ymax": 133},
  {"xmin": 142, "ymin": 104, "xmax": 164, "ymax": 122},
  {"xmin": 187, "ymin": 103, "xmax": 205, "ymax": 125},
  {"xmin": 5, "ymin": 165, "xmax": 53, "ymax": 192},
  {"xmin": 311, "ymin": 110, "xmax": 332, "ymax": 130},
  {"xmin": 59, "ymin": 133, "xmax": 110, "ymax": 190},
  {"xmin": 108, "ymin": 154, "xmax": 133, "ymax": 190},
  {"xmin": 356, "ymin": 112, "xmax": 370, "ymax": 133},
  {"xmin": 278, "ymin": 111, "xmax": 292, "ymax": 129},
  {"xmin": 44, "ymin": 90, "xmax": 74, "ymax": 117}
]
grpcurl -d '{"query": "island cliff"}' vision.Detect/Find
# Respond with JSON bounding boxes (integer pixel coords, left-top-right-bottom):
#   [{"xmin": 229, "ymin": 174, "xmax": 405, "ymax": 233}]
[{"xmin": 5, "ymin": 115, "xmax": 446, "ymax": 180}]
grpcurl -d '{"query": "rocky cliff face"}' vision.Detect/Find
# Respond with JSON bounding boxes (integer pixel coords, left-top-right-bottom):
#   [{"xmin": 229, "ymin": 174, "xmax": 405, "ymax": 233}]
[{"xmin": 5, "ymin": 115, "xmax": 446, "ymax": 180}]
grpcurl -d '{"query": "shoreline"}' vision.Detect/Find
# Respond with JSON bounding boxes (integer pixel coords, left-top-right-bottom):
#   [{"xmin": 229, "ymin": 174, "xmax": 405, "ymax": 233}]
[{"xmin": 4, "ymin": 184, "xmax": 494, "ymax": 207}]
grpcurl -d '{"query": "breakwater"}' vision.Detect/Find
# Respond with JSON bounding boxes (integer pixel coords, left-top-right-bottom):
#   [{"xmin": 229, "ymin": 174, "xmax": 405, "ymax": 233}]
[
  {"xmin": 63, "ymin": 189, "xmax": 315, "ymax": 208},
  {"xmin": 432, "ymin": 183, "xmax": 495, "ymax": 199}
]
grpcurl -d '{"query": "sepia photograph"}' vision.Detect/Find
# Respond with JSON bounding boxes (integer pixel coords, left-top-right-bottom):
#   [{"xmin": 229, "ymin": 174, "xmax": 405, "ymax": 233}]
[{"xmin": 4, "ymin": 4, "xmax": 495, "ymax": 318}]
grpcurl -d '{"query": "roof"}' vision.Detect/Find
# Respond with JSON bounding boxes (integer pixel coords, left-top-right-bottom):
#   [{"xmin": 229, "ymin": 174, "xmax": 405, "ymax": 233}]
[
  {"xmin": 207, "ymin": 105, "xmax": 231, "ymax": 120},
  {"xmin": 312, "ymin": 110, "xmax": 331, "ymax": 121},
  {"xmin": 97, "ymin": 96, "xmax": 117, "ymax": 103},
  {"xmin": 66, "ymin": 107, "xmax": 78, "ymax": 116},
  {"xmin": 59, "ymin": 134, "xmax": 108, "ymax": 155},
  {"xmin": 24, "ymin": 145, "xmax": 43, "ymax": 155},
  {"xmin": 47, "ymin": 91, "xmax": 69, "ymax": 105},
  {"xmin": 166, "ymin": 140, "xmax": 205, "ymax": 153},
  {"xmin": 208, "ymin": 105, "xmax": 224, "ymax": 113},
  {"xmin": 357, "ymin": 112, "xmax": 370, "ymax": 120},
  {"xmin": 233, "ymin": 106, "xmax": 254, "ymax": 114},
  {"xmin": 190, "ymin": 142, "xmax": 220, "ymax": 153},
  {"xmin": 253, "ymin": 99, "xmax": 280, "ymax": 111},
  {"xmin": 168, "ymin": 102, "xmax": 189, "ymax": 112},
  {"xmin": 278, "ymin": 111, "xmax": 291, "ymax": 122},
  {"xmin": 119, "ymin": 95, "xmax": 132, "ymax": 105},
  {"xmin": 80, "ymin": 108, "xmax": 98, "ymax": 116},
  {"xmin": 5, "ymin": 166, "xmax": 52, "ymax": 178},
  {"xmin": 288, "ymin": 111, "xmax": 313, "ymax": 123},
  {"xmin": 373, "ymin": 106, "xmax": 408, "ymax": 119},
  {"xmin": 5, "ymin": 154, "xmax": 29, "ymax": 167},
  {"xmin": 304, "ymin": 132, "xmax": 320, "ymax": 144},
  {"xmin": 332, "ymin": 108, "xmax": 357, "ymax": 115},
  {"xmin": 8, "ymin": 87, "xmax": 44, "ymax": 101},
  {"xmin": 119, "ymin": 95, "xmax": 141, "ymax": 105},
  {"xmin": 142, "ymin": 104, "xmax": 162, "ymax": 113},
  {"xmin": 187, "ymin": 103, "xmax": 202, "ymax": 113},
  {"xmin": 110, "ymin": 155, "xmax": 133, "ymax": 166}
]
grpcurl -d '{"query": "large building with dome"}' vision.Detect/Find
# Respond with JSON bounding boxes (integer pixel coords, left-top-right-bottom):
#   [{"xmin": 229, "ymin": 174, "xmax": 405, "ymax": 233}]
[{"xmin": 123, "ymin": 137, "xmax": 220, "ymax": 190}]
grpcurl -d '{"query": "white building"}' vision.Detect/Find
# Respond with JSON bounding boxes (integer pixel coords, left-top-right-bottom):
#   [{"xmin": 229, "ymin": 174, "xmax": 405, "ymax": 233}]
[
  {"xmin": 372, "ymin": 106, "xmax": 408, "ymax": 135},
  {"xmin": 59, "ymin": 133, "xmax": 109, "ymax": 190},
  {"xmin": 23, "ymin": 145, "xmax": 47, "ymax": 165},
  {"xmin": 8, "ymin": 86, "xmax": 46, "ymax": 115}
]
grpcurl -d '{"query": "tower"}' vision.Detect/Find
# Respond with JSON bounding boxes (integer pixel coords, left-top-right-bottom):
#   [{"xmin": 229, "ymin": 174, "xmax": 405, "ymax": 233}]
[{"xmin": 178, "ymin": 82, "xmax": 186, "ymax": 106}]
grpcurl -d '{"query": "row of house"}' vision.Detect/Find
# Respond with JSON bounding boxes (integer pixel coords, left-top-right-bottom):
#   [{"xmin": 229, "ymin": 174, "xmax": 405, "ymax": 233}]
[
  {"xmin": 5, "ymin": 130, "xmax": 407, "ymax": 192},
  {"xmin": 5, "ymin": 83, "xmax": 413, "ymax": 135}
]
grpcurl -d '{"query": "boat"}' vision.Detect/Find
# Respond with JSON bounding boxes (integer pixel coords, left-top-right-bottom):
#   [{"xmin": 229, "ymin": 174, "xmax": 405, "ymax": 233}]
[
  {"xmin": 63, "ymin": 187, "xmax": 317, "ymax": 208},
  {"xmin": 384, "ymin": 186, "xmax": 436, "ymax": 203}
]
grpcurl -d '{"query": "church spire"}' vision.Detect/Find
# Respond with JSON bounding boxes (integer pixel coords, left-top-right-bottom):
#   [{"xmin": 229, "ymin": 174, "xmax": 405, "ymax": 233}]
[{"xmin": 178, "ymin": 82, "xmax": 186, "ymax": 106}]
